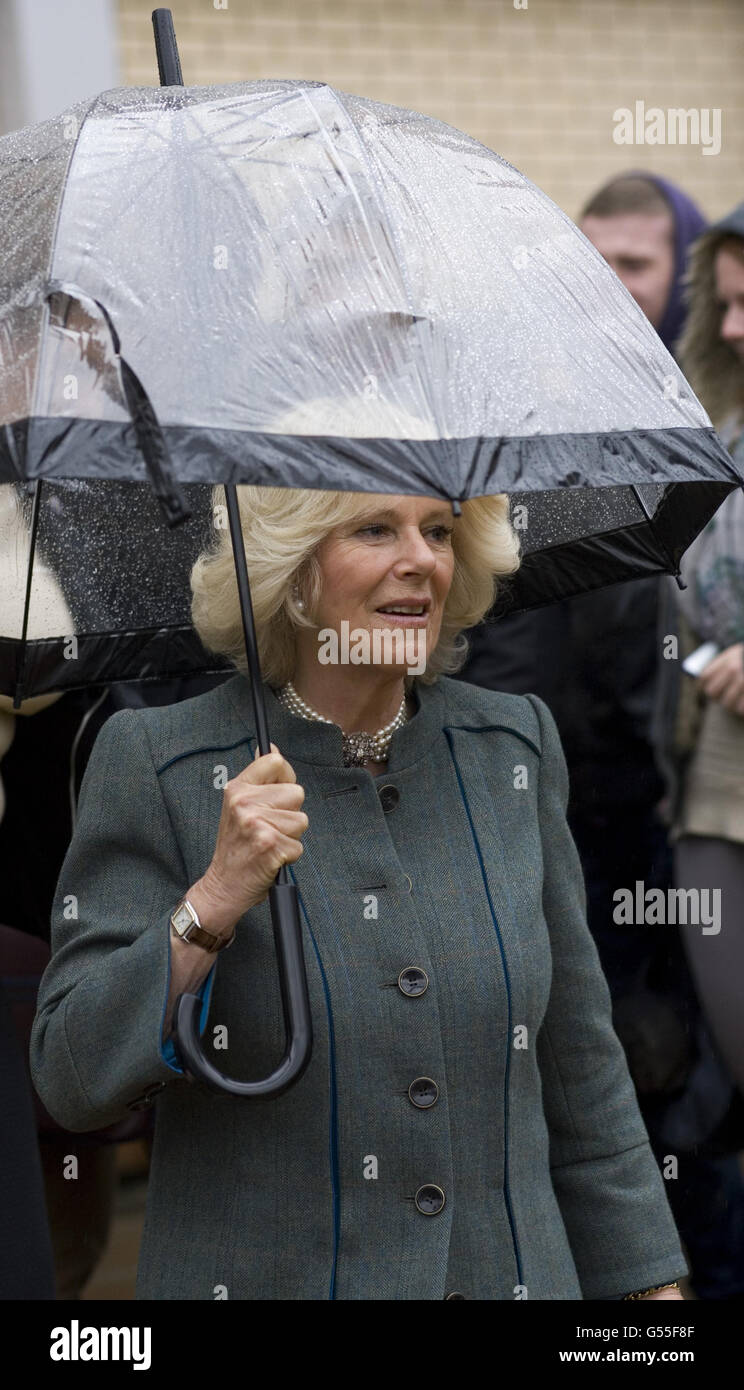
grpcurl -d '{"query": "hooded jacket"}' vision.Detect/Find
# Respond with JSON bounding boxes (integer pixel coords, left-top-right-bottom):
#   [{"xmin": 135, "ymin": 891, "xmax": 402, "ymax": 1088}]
[{"xmin": 652, "ymin": 199, "xmax": 744, "ymax": 837}]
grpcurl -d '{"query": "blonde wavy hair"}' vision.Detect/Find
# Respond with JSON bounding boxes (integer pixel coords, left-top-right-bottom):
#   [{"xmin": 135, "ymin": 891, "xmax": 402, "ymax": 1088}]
[{"xmin": 190, "ymin": 486, "xmax": 521, "ymax": 688}]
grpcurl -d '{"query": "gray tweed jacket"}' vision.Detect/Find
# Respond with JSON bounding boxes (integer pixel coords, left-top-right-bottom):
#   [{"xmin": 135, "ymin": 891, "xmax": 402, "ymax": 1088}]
[{"xmin": 29, "ymin": 672, "xmax": 688, "ymax": 1300}]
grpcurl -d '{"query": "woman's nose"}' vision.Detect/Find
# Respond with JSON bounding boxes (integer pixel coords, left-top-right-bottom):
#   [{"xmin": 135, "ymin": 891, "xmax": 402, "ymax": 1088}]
[{"xmin": 392, "ymin": 530, "xmax": 439, "ymax": 570}]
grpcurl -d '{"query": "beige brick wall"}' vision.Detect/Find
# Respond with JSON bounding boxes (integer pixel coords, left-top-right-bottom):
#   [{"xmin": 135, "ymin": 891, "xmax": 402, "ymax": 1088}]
[{"xmin": 117, "ymin": 0, "xmax": 743, "ymax": 222}]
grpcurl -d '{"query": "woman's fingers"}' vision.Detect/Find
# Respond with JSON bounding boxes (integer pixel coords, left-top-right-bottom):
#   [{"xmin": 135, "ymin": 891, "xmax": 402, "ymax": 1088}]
[
  {"xmin": 204, "ymin": 746, "xmax": 308, "ymax": 917},
  {"xmin": 237, "ymin": 741, "xmax": 296, "ymax": 783},
  {"xmin": 244, "ymin": 806, "xmax": 308, "ymax": 837}
]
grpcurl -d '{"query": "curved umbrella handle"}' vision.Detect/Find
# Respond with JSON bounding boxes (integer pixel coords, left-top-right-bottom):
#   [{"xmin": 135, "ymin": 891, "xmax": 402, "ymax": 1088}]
[{"xmin": 171, "ymin": 876, "xmax": 313, "ymax": 1097}]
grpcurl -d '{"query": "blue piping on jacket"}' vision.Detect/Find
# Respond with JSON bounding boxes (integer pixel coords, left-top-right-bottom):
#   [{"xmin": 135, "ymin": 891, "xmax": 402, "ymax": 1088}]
[
  {"xmin": 160, "ymin": 927, "xmax": 216, "ymax": 1074},
  {"xmin": 288, "ymin": 867, "xmax": 341, "ymax": 1303},
  {"xmin": 443, "ymin": 725, "xmax": 525, "ymax": 1291},
  {"xmin": 156, "ymin": 735, "xmax": 253, "ymax": 777},
  {"xmin": 235, "ymin": 735, "xmax": 340, "ymax": 1300}
]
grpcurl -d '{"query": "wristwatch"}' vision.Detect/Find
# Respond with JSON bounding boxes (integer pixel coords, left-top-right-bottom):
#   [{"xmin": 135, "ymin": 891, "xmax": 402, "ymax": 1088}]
[{"xmin": 170, "ymin": 896, "xmax": 236, "ymax": 954}]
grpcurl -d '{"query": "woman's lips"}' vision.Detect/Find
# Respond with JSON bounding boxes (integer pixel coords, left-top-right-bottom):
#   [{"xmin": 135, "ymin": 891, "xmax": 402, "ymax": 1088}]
[{"xmin": 373, "ymin": 610, "xmax": 430, "ymax": 627}]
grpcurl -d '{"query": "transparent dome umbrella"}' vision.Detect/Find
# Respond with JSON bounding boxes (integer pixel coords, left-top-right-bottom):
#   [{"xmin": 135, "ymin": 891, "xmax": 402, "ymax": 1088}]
[{"xmin": 1, "ymin": 8, "xmax": 742, "ymax": 1099}]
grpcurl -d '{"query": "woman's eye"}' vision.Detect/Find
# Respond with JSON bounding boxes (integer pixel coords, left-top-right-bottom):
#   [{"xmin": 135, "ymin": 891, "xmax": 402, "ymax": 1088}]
[{"xmin": 357, "ymin": 524, "xmax": 453, "ymax": 540}]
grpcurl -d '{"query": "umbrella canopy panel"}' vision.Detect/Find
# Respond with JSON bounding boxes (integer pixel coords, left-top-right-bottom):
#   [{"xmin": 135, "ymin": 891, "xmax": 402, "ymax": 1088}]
[{"xmin": 0, "ymin": 479, "xmax": 231, "ymax": 699}]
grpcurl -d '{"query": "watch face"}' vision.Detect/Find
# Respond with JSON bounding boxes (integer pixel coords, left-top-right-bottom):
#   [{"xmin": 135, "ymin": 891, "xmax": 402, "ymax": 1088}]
[{"xmin": 172, "ymin": 904, "xmax": 193, "ymax": 934}]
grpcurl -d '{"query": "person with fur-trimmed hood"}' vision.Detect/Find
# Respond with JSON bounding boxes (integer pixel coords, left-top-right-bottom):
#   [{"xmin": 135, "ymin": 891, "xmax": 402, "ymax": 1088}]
[{"xmin": 653, "ymin": 199, "xmax": 744, "ymax": 1104}]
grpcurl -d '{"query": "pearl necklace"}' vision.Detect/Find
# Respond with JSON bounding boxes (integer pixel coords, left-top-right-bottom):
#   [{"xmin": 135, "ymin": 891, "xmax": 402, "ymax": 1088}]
[{"xmin": 277, "ymin": 680, "xmax": 410, "ymax": 767}]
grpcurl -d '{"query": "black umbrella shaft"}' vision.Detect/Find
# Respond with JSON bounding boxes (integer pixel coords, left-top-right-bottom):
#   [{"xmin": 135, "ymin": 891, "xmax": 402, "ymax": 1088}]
[
  {"xmin": 155, "ymin": 0, "xmax": 278, "ymax": 813},
  {"xmin": 152, "ymin": 10, "xmax": 183, "ymax": 86},
  {"xmin": 224, "ymin": 482, "xmax": 274, "ymax": 760}
]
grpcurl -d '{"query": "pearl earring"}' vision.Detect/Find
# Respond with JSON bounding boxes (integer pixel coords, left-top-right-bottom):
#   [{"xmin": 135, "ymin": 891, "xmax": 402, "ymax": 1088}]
[{"xmin": 292, "ymin": 586, "xmax": 305, "ymax": 611}]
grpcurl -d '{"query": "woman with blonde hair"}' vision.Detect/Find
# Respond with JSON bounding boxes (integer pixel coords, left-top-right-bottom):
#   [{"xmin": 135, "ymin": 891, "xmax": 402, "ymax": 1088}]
[{"xmin": 30, "ymin": 481, "xmax": 687, "ymax": 1301}]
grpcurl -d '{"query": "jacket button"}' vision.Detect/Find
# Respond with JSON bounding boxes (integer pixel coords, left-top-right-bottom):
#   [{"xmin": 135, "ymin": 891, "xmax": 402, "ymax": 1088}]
[
  {"xmin": 398, "ymin": 966, "xmax": 428, "ymax": 997},
  {"xmin": 378, "ymin": 783, "xmax": 400, "ymax": 813},
  {"xmin": 415, "ymin": 1183, "xmax": 446, "ymax": 1215},
  {"xmin": 445, "ymin": 1292, "xmax": 467, "ymax": 1300},
  {"xmin": 408, "ymin": 1076, "xmax": 439, "ymax": 1108}
]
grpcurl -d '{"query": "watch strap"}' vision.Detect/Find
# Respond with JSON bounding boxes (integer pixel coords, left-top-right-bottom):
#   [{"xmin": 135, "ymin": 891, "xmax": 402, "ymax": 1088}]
[{"xmin": 170, "ymin": 897, "xmax": 235, "ymax": 953}]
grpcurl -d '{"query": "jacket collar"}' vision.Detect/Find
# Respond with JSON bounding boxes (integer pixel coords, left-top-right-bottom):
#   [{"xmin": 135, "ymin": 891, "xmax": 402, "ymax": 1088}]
[
  {"xmin": 223, "ymin": 670, "xmax": 543, "ymax": 769},
  {"xmin": 225, "ymin": 671, "xmax": 447, "ymax": 773}
]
